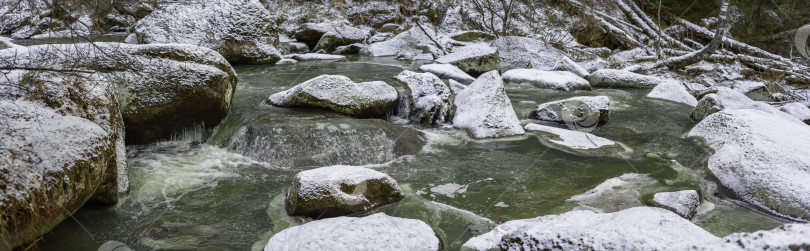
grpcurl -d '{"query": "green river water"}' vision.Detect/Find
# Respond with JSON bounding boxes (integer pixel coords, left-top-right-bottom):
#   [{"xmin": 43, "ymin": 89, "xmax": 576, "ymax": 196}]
[{"xmin": 38, "ymin": 56, "xmax": 787, "ymax": 250}]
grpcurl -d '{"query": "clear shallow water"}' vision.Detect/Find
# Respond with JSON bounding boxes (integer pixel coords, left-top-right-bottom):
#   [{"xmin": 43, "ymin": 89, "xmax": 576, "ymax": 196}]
[{"xmin": 40, "ymin": 57, "xmax": 786, "ymax": 250}]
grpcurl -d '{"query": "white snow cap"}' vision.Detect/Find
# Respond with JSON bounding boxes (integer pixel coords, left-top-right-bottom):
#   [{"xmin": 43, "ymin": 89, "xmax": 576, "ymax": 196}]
[{"xmin": 264, "ymin": 213, "xmax": 440, "ymax": 251}]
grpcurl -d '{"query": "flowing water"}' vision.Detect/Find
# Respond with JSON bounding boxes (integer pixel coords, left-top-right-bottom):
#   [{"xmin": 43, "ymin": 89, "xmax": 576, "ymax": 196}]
[{"xmin": 39, "ymin": 56, "xmax": 787, "ymax": 250}]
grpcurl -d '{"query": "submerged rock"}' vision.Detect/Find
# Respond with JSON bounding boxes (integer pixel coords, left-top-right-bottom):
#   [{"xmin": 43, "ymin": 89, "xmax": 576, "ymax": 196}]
[
  {"xmin": 234, "ymin": 118, "xmax": 426, "ymax": 167},
  {"xmin": 524, "ymin": 124, "xmax": 631, "ymax": 158},
  {"xmin": 646, "ymin": 80, "xmax": 698, "ymax": 106},
  {"xmin": 566, "ymin": 174, "xmax": 656, "ymax": 213},
  {"xmin": 501, "ymin": 69, "xmax": 591, "ymax": 91},
  {"xmin": 0, "ymin": 43, "xmax": 238, "ymax": 145},
  {"xmin": 688, "ymin": 109, "xmax": 810, "ymax": 220},
  {"xmin": 653, "ymin": 190, "xmax": 700, "ymax": 219},
  {"xmin": 462, "ymin": 207, "xmax": 719, "ymax": 251},
  {"xmin": 690, "ymin": 87, "xmax": 798, "ymax": 122},
  {"xmin": 395, "ymin": 71, "xmax": 454, "ymax": 124},
  {"xmin": 268, "ymin": 75, "xmax": 398, "ymax": 118},
  {"xmin": 134, "ymin": 0, "xmax": 282, "ymax": 64},
  {"xmin": 0, "ymin": 71, "xmax": 124, "ymax": 250},
  {"xmin": 286, "ymin": 165, "xmax": 404, "ymax": 219},
  {"xmin": 587, "ymin": 69, "xmax": 661, "ymax": 89},
  {"xmin": 436, "ymin": 43, "xmax": 499, "ymax": 76},
  {"xmin": 418, "ymin": 63, "xmax": 476, "ymax": 85},
  {"xmin": 453, "ymin": 71, "xmax": 524, "ymax": 139},
  {"xmin": 264, "ymin": 213, "xmax": 441, "ymax": 251},
  {"xmin": 531, "ymin": 96, "xmax": 610, "ymax": 129},
  {"xmin": 491, "ymin": 36, "xmax": 566, "ymax": 72}
]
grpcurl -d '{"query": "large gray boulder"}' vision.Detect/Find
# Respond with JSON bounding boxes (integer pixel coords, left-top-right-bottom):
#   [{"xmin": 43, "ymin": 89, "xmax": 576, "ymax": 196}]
[
  {"xmin": 268, "ymin": 75, "xmax": 398, "ymax": 118},
  {"xmin": 0, "ymin": 43, "xmax": 238, "ymax": 145},
  {"xmin": 234, "ymin": 118, "xmax": 426, "ymax": 168},
  {"xmin": 688, "ymin": 109, "xmax": 810, "ymax": 220},
  {"xmin": 587, "ymin": 69, "xmax": 661, "ymax": 89},
  {"xmin": 531, "ymin": 96, "xmax": 610, "ymax": 129},
  {"xmin": 779, "ymin": 102, "xmax": 810, "ymax": 124},
  {"xmin": 295, "ymin": 21, "xmax": 369, "ymax": 53},
  {"xmin": 646, "ymin": 80, "xmax": 698, "ymax": 106},
  {"xmin": 705, "ymin": 224, "xmax": 810, "ymax": 250},
  {"xmin": 264, "ymin": 213, "xmax": 441, "ymax": 251},
  {"xmin": 395, "ymin": 70, "xmax": 454, "ymax": 125},
  {"xmin": 436, "ymin": 43, "xmax": 499, "ymax": 76},
  {"xmin": 134, "ymin": 0, "xmax": 282, "ymax": 64},
  {"xmin": 0, "ymin": 71, "xmax": 124, "ymax": 250},
  {"xmin": 653, "ymin": 190, "xmax": 701, "ymax": 219},
  {"xmin": 366, "ymin": 26, "xmax": 442, "ymax": 59},
  {"xmin": 462, "ymin": 207, "xmax": 719, "ymax": 251},
  {"xmin": 502, "ymin": 69, "xmax": 591, "ymax": 91},
  {"xmin": 690, "ymin": 87, "xmax": 798, "ymax": 122},
  {"xmin": 286, "ymin": 165, "xmax": 404, "ymax": 219},
  {"xmin": 491, "ymin": 36, "xmax": 566, "ymax": 72},
  {"xmin": 453, "ymin": 71, "xmax": 524, "ymax": 139},
  {"xmin": 418, "ymin": 63, "xmax": 476, "ymax": 85}
]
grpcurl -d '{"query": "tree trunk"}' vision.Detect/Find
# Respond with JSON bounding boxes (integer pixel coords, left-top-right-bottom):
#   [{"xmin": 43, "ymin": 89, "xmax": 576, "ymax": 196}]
[{"xmin": 663, "ymin": 0, "xmax": 730, "ymax": 70}]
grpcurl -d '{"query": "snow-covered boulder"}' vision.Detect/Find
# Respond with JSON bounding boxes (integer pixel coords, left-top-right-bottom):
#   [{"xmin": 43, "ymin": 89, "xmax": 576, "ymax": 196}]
[
  {"xmin": 288, "ymin": 53, "xmax": 346, "ymax": 61},
  {"xmin": 646, "ymin": 80, "xmax": 698, "ymax": 106},
  {"xmin": 418, "ymin": 63, "xmax": 476, "ymax": 85},
  {"xmin": 706, "ymin": 224, "xmax": 810, "ymax": 250},
  {"xmin": 531, "ymin": 96, "xmax": 610, "ymax": 129},
  {"xmin": 366, "ymin": 26, "xmax": 442, "ymax": 58},
  {"xmin": 134, "ymin": 0, "xmax": 282, "ymax": 64},
  {"xmin": 525, "ymin": 124, "xmax": 631, "ymax": 158},
  {"xmin": 295, "ymin": 21, "xmax": 369, "ymax": 52},
  {"xmin": 730, "ymin": 80, "xmax": 774, "ymax": 102},
  {"xmin": 234, "ymin": 118, "xmax": 426, "ymax": 167},
  {"xmin": 587, "ymin": 69, "xmax": 662, "ymax": 89},
  {"xmin": 653, "ymin": 190, "xmax": 700, "ymax": 219},
  {"xmin": 688, "ymin": 109, "xmax": 810, "ymax": 220},
  {"xmin": 436, "ymin": 43, "xmax": 499, "ymax": 76},
  {"xmin": 276, "ymin": 59, "xmax": 298, "ymax": 65},
  {"xmin": 502, "ymin": 69, "xmax": 591, "ymax": 91},
  {"xmin": 268, "ymin": 75, "xmax": 398, "ymax": 118},
  {"xmin": 491, "ymin": 36, "xmax": 566, "ymax": 72},
  {"xmin": 566, "ymin": 174, "xmax": 656, "ymax": 213},
  {"xmin": 286, "ymin": 166, "xmax": 404, "ymax": 218},
  {"xmin": 779, "ymin": 102, "xmax": 810, "ymax": 124},
  {"xmin": 448, "ymin": 79, "xmax": 466, "ymax": 95},
  {"xmin": 0, "ymin": 43, "xmax": 238, "ymax": 145},
  {"xmin": 450, "ymin": 30, "xmax": 496, "ymax": 42},
  {"xmin": 461, "ymin": 207, "xmax": 719, "ymax": 251},
  {"xmin": 0, "ymin": 71, "xmax": 125, "ymax": 250},
  {"xmin": 690, "ymin": 87, "xmax": 799, "ymax": 122},
  {"xmin": 264, "ymin": 213, "xmax": 440, "ymax": 251},
  {"xmin": 395, "ymin": 71, "xmax": 454, "ymax": 124},
  {"xmin": 453, "ymin": 71, "xmax": 524, "ymax": 138},
  {"xmin": 333, "ymin": 43, "xmax": 366, "ymax": 54}
]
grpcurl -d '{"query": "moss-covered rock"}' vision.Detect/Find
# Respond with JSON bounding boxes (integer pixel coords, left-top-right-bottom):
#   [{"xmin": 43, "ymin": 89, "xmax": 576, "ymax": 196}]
[
  {"xmin": 134, "ymin": 0, "xmax": 281, "ymax": 64},
  {"xmin": 286, "ymin": 165, "xmax": 404, "ymax": 219},
  {"xmin": 268, "ymin": 75, "xmax": 398, "ymax": 118},
  {"xmin": 0, "ymin": 71, "xmax": 124, "ymax": 250}
]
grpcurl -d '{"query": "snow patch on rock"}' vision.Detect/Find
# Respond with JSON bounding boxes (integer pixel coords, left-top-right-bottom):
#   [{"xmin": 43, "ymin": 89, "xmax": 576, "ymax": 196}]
[
  {"xmin": 453, "ymin": 71, "xmax": 524, "ymax": 139},
  {"xmin": 502, "ymin": 69, "xmax": 591, "ymax": 91}
]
